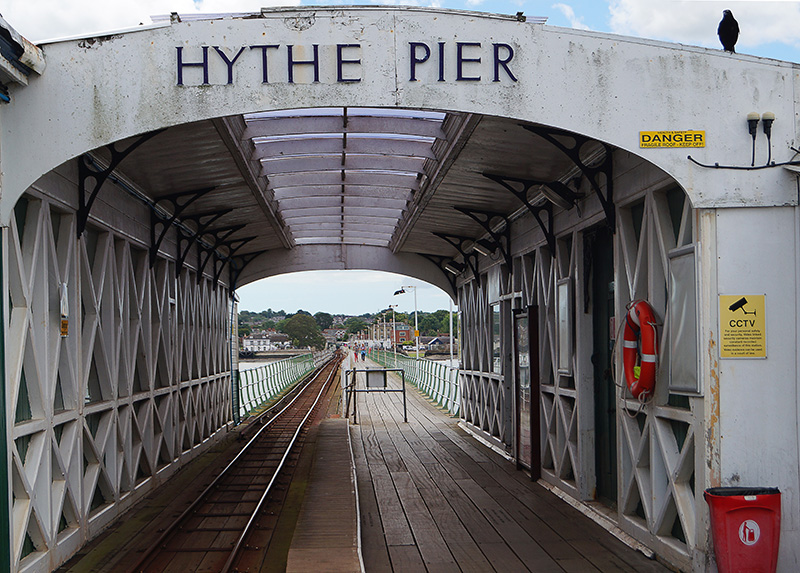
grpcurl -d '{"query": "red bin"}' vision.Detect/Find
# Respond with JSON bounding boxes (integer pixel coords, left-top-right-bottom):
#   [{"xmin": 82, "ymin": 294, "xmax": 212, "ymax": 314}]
[{"xmin": 704, "ymin": 487, "xmax": 781, "ymax": 573}]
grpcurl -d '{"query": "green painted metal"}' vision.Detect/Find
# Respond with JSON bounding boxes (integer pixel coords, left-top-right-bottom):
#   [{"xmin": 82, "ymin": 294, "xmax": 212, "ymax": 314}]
[{"xmin": 237, "ymin": 354, "xmax": 316, "ymax": 419}]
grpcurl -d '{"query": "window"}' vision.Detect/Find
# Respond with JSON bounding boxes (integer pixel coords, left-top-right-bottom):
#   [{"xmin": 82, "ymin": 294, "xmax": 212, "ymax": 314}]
[
  {"xmin": 557, "ymin": 278, "xmax": 572, "ymax": 375},
  {"xmin": 668, "ymin": 245, "xmax": 699, "ymax": 394},
  {"xmin": 492, "ymin": 303, "xmax": 502, "ymax": 373}
]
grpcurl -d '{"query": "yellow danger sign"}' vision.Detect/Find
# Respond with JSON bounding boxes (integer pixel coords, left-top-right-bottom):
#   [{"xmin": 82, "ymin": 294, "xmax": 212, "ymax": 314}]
[
  {"xmin": 719, "ymin": 295, "xmax": 766, "ymax": 358},
  {"xmin": 640, "ymin": 131, "xmax": 705, "ymax": 148}
]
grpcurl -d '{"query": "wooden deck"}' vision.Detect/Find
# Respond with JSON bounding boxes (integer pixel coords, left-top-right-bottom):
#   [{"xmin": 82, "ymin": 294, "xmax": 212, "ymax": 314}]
[{"xmin": 349, "ymin": 362, "xmax": 669, "ymax": 573}]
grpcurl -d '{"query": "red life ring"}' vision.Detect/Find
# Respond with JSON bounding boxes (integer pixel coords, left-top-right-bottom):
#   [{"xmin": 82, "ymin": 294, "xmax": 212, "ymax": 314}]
[{"xmin": 622, "ymin": 300, "xmax": 658, "ymax": 400}]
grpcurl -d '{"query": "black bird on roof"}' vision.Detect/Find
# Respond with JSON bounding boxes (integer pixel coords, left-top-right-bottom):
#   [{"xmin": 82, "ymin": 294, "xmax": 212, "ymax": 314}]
[{"xmin": 718, "ymin": 10, "xmax": 739, "ymax": 53}]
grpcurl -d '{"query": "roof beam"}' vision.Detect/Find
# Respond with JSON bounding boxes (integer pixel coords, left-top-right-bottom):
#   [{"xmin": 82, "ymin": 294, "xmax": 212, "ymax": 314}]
[
  {"xmin": 267, "ymin": 170, "xmax": 419, "ymax": 189},
  {"xmin": 212, "ymin": 116, "xmax": 293, "ymax": 249},
  {"xmin": 244, "ymin": 116, "xmax": 446, "ymax": 139},
  {"xmin": 390, "ymin": 113, "xmax": 481, "ymax": 253},
  {"xmin": 253, "ymin": 138, "xmax": 436, "ymax": 159},
  {"xmin": 273, "ymin": 186, "xmax": 413, "ymax": 200},
  {"xmin": 262, "ymin": 154, "xmax": 426, "ymax": 176}
]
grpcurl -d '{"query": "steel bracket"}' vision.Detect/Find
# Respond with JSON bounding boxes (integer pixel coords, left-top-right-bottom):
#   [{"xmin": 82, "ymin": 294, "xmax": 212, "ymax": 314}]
[
  {"xmin": 432, "ymin": 232, "xmax": 482, "ymax": 285},
  {"xmin": 228, "ymin": 251, "xmax": 267, "ymax": 295},
  {"xmin": 77, "ymin": 130, "xmax": 164, "ymax": 238},
  {"xmin": 212, "ymin": 237, "xmax": 256, "ymax": 289},
  {"xmin": 453, "ymin": 206, "xmax": 512, "ymax": 268},
  {"xmin": 419, "ymin": 253, "xmax": 459, "ymax": 293},
  {"xmin": 149, "ymin": 187, "xmax": 217, "ymax": 268},
  {"xmin": 521, "ymin": 124, "xmax": 615, "ymax": 230},
  {"xmin": 196, "ymin": 224, "xmax": 247, "ymax": 283},
  {"xmin": 482, "ymin": 173, "xmax": 556, "ymax": 256},
  {"xmin": 174, "ymin": 209, "xmax": 233, "ymax": 277}
]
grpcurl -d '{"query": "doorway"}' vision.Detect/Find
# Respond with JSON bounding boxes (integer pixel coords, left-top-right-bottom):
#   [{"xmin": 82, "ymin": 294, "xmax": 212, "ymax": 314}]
[
  {"xmin": 514, "ymin": 306, "xmax": 540, "ymax": 478},
  {"xmin": 588, "ymin": 227, "xmax": 616, "ymax": 505}
]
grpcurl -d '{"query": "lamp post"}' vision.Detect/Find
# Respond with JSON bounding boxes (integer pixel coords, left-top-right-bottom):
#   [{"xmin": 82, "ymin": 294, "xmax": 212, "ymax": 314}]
[
  {"xmin": 394, "ymin": 285, "xmax": 418, "ymax": 358},
  {"xmin": 388, "ymin": 304, "xmax": 398, "ymax": 367}
]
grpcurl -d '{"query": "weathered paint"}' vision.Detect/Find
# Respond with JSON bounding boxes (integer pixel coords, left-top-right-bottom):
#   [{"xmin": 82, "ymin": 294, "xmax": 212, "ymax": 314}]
[
  {"xmin": 1, "ymin": 7, "xmax": 798, "ymax": 225},
  {"xmin": 707, "ymin": 331, "xmax": 721, "ymax": 488}
]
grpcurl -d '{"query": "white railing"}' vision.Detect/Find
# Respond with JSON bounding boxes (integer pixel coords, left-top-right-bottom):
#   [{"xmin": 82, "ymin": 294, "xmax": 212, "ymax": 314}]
[
  {"xmin": 237, "ymin": 353, "xmax": 315, "ymax": 418},
  {"xmin": 371, "ymin": 350, "xmax": 460, "ymax": 415}
]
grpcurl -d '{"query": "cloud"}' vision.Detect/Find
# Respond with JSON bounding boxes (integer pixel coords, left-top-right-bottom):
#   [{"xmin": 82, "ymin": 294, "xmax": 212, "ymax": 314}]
[
  {"xmin": 3, "ymin": 0, "xmax": 297, "ymax": 42},
  {"xmin": 552, "ymin": 3, "xmax": 590, "ymax": 30},
  {"xmin": 608, "ymin": 0, "xmax": 800, "ymax": 51}
]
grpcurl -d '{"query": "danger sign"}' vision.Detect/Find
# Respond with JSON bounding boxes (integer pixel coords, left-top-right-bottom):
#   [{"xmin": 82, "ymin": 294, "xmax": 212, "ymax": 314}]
[
  {"xmin": 719, "ymin": 295, "xmax": 766, "ymax": 358},
  {"xmin": 640, "ymin": 130, "xmax": 705, "ymax": 148}
]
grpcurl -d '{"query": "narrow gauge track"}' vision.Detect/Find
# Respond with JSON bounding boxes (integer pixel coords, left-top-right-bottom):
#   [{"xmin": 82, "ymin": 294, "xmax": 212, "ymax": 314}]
[{"xmin": 128, "ymin": 353, "xmax": 343, "ymax": 573}]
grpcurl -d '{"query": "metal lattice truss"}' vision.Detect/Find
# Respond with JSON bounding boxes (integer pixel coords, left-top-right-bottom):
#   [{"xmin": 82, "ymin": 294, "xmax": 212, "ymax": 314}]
[
  {"xmin": 455, "ymin": 161, "xmax": 699, "ymax": 566},
  {"xmin": 531, "ymin": 239, "xmax": 582, "ymax": 497},
  {"xmin": 7, "ymin": 191, "xmax": 231, "ymax": 573},
  {"xmin": 459, "ymin": 281, "xmax": 508, "ymax": 443},
  {"xmin": 616, "ymin": 189, "xmax": 699, "ymax": 569}
]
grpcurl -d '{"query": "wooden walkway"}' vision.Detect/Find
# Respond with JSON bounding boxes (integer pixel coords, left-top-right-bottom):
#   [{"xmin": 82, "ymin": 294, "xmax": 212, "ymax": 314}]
[{"xmin": 349, "ymin": 362, "xmax": 669, "ymax": 573}]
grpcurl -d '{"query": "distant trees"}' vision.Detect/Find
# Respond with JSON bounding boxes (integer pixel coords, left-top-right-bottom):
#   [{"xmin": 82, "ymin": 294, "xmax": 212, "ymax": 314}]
[
  {"xmin": 281, "ymin": 314, "xmax": 326, "ymax": 349},
  {"xmin": 314, "ymin": 311, "xmax": 333, "ymax": 330},
  {"xmin": 344, "ymin": 317, "xmax": 366, "ymax": 336},
  {"xmin": 238, "ymin": 307, "xmax": 458, "ymax": 343}
]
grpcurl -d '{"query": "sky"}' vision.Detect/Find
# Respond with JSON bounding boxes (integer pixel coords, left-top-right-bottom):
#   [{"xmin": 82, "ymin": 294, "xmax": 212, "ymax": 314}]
[{"xmin": 4, "ymin": 1, "xmax": 798, "ymax": 314}]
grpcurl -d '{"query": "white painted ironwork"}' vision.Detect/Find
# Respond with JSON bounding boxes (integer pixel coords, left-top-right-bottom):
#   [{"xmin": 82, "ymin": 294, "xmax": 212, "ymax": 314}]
[
  {"xmin": 456, "ymin": 163, "xmax": 699, "ymax": 567},
  {"xmin": 371, "ymin": 350, "xmax": 460, "ymax": 415},
  {"xmin": 459, "ymin": 280, "xmax": 508, "ymax": 443},
  {"xmin": 7, "ymin": 189, "xmax": 232, "ymax": 572},
  {"xmin": 531, "ymin": 237, "xmax": 583, "ymax": 499},
  {"xmin": 615, "ymin": 187, "xmax": 700, "ymax": 570},
  {"xmin": 237, "ymin": 354, "xmax": 315, "ymax": 419}
]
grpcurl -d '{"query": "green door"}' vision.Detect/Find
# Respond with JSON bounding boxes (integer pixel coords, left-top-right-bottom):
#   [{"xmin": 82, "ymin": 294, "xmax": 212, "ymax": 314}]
[{"xmin": 589, "ymin": 226, "xmax": 616, "ymax": 505}]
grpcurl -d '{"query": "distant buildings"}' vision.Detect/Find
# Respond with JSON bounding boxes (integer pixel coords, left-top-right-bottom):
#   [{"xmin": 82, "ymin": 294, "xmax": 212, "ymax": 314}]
[
  {"xmin": 241, "ymin": 330, "xmax": 291, "ymax": 352},
  {"xmin": 322, "ymin": 328, "xmax": 347, "ymax": 344}
]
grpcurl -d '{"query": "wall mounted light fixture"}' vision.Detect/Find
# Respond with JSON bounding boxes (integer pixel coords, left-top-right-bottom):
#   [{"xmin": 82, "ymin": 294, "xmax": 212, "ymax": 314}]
[
  {"xmin": 689, "ymin": 111, "xmax": 800, "ymax": 171},
  {"xmin": 540, "ymin": 180, "xmax": 583, "ymax": 215},
  {"xmin": 747, "ymin": 111, "xmax": 760, "ymax": 166},
  {"xmin": 762, "ymin": 111, "xmax": 775, "ymax": 165}
]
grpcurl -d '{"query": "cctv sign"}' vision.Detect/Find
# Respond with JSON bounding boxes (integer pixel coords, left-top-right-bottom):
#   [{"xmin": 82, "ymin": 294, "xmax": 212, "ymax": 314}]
[{"xmin": 719, "ymin": 294, "xmax": 766, "ymax": 358}]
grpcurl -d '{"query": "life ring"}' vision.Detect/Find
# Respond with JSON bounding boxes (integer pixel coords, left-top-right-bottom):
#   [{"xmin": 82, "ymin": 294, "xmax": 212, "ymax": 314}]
[{"xmin": 622, "ymin": 300, "xmax": 658, "ymax": 400}]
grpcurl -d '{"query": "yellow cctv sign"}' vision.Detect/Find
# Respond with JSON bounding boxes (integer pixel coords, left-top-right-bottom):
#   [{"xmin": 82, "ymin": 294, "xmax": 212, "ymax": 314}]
[
  {"xmin": 719, "ymin": 295, "xmax": 766, "ymax": 358},
  {"xmin": 640, "ymin": 131, "xmax": 705, "ymax": 148}
]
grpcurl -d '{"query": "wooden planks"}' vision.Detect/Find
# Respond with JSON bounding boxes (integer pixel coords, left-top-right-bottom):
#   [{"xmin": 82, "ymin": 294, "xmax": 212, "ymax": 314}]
[
  {"xmin": 286, "ymin": 419, "xmax": 360, "ymax": 573},
  {"xmin": 351, "ymin": 360, "xmax": 670, "ymax": 573}
]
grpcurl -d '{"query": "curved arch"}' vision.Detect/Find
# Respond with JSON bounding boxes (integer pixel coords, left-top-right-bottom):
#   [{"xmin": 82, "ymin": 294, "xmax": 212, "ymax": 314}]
[
  {"xmin": 2, "ymin": 7, "xmax": 796, "ymax": 224},
  {"xmin": 236, "ymin": 245, "xmax": 456, "ymax": 299}
]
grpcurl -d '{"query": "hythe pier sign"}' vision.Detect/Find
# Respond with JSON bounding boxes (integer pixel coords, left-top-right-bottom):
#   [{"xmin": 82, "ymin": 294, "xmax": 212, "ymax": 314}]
[{"xmin": 175, "ymin": 41, "xmax": 519, "ymax": 86}]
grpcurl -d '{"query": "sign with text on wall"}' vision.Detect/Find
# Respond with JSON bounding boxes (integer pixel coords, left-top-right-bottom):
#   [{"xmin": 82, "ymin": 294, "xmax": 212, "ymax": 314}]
[
  {"xmin": 719, "ymin": 294, "xmax": 766, "ymax": 358},
  {"xmin": 640, "ymin": 131, "xmax": 705, "ymax": 148}
]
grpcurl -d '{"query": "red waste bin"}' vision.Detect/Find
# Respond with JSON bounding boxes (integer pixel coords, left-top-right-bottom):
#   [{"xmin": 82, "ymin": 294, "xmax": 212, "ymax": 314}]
[{"xmin": 704, "ymin": 487, "xmax": 781, "ymax": 573}]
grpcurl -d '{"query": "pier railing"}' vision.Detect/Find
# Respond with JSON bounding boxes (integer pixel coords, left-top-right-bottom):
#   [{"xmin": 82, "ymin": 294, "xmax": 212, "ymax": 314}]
[
  {"xmin": 371, "ymin": 350, "xmax": 460, "ymax": 416},
  {"xmin": 237, "ymin": 351, "xmax": 332, "ymax": 419}
]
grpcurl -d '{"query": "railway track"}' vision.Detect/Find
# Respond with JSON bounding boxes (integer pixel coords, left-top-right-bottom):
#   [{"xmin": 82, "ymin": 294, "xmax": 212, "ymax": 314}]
[{"xmin": 127, "ymin": 353, "xmax": 343, "ymax": 573}]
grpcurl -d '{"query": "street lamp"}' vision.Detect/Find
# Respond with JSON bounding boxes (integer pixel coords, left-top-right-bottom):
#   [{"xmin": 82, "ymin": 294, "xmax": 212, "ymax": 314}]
[
  {"xmin": 388, "ymin": 304, "xmax": 398, "ymax": 367},
  {"xmin": 394, "ymin": 285, "xmax": 418, "ymax": 358}
]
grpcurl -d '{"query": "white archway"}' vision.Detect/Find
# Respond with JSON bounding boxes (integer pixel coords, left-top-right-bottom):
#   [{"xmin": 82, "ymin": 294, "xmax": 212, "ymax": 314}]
[{"xmin": 2, "ymin": 6, "xmax": 797, "ymax": 225}]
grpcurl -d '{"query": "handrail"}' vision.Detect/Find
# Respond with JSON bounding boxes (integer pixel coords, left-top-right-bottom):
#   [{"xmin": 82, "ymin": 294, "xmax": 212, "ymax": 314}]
[
  {"xmin": 237, "ymin": 353, "xmax": 317, "ymax": 419},
  {"xmin": 370, "ymin": 350, "xmax": 460, "ymax": 416}
]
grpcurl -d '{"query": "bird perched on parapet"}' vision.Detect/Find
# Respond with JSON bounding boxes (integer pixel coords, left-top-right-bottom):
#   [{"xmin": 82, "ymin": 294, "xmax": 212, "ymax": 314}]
[{"xmin": 718, "ymin": 10, "xmax": 739, "ymax": 53}]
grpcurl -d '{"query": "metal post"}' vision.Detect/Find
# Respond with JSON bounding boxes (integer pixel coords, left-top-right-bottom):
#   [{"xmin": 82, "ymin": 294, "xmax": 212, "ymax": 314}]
[
  {"xmin": 449, "ymin": 298, "xmax": 454, "ymax": 366},
  {"xmin": 0, "ymin": 231, "xmax": 10, "ymax": 573},
  {"xmin": 402, "ymin": 370, "xmax": 408, "ymax": 423},
  {"xmin": 413, "ymin": 286, "xmax": 419, "ymax": 358}
]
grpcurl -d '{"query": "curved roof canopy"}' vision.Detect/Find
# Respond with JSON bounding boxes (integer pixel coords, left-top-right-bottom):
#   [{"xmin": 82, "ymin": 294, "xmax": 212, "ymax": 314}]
[
  {"xmin": 7, "ymin": 7, "xmax": 795, "ymax": 293},
  {"xmin": 93, "ymin": 105, "xmax": 602, "ymax": 291}
]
